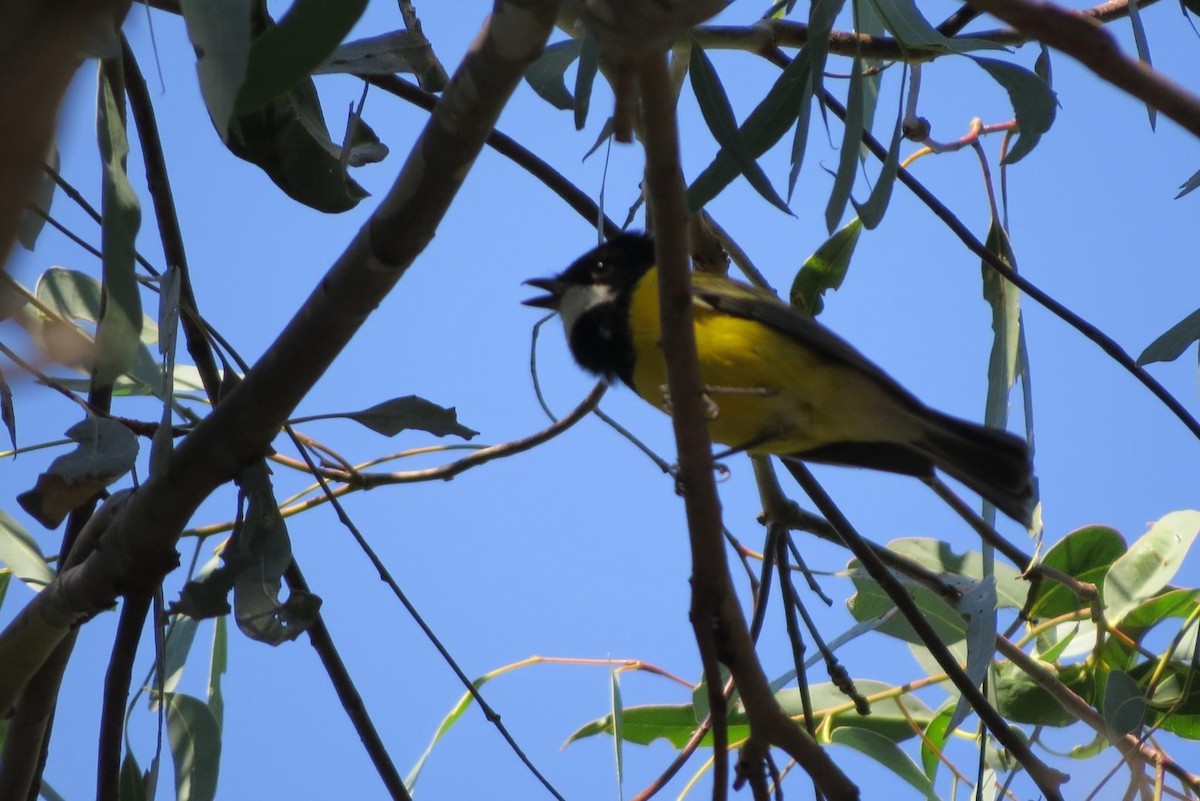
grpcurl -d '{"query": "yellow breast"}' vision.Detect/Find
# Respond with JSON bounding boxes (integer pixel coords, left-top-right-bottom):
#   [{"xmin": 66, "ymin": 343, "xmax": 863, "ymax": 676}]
[{"xmin": 626, "ymin": 270, "xmax": 899, "ymax": 453}]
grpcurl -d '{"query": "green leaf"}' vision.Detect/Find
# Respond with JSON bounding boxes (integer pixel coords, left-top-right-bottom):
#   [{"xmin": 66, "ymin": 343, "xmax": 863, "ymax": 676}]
[
  {"xmin": 165, "ymin": 693, "xmax": 222, "ymax": 801},
  {"xmin": 19, "ymin": 147, "xmax": 57, "ymax": 251},
  {"xmin": 982, "ymin": 222, "xmax": 1020, "ymax": 426},
  {"xmin": 163, "ymin": 615, "xmax": 200, "ymax": 694},
  {"xmin": 792, "ymin": 0, "xmax": 844, "ymax": 199},
  {"xmin": 1137, "ymin": 307, "xmax": 1200, "ymax": 365},
  {"xmin": 229, "ymin": 461, "xmax": 318, "ymax": 644},
  {"xmin": 971, "ymin": 57, "xmax": 1058, "ymax": 164},
  {"xmin": 919, "ymin": 706, "xmax": 953, "ymax": 780},
  {"xmin": 180, "ymin": 0, "xmax": 252, "ymax": 138},
  {"xmin": 1126, "ymin": 0, "xmax": 1156, "ymax": 129},
  {"xmin": 1, "ymin": 371, "xmax": 14, "ymax": 452},
  {"xmin": 567, "ymin": 703, "xmax": 743, "ymax": 748},
  {"xmin": 1103, "ymin": 510, "xmax": 1200, "ymax": 625},
  {"xmin": 96, "ymin": 67, "xmax": 144, "ymax": 389},
  {"xmin": 889, "ymin": 538, "xmax": 1030, "ymax": 609},
  {"xmin": 852, "ymin": 115, "xmax": 902, "ymax": 229},
  {"xmin": 946, "ymin": 576, "xmax": 997, "ymax": 732},
  {"xmin": 119, "ymin": 748, "xmax": 149, "ymax": 801},
  {"xmin": 994, "ymin": 660, "xmax": 1095, "ymax": 726},
  {"xmin": 225, "ymin": 73, "xmax": 369, "ymax": 212},
  {"xmin": 341, "ymin": 395, "xmax": 479, "ymax": 439},
  {"xmin": 1103, "ymin": 669, "xmax": 1146, "ymax": 736},
  {"xmin": 688, "ymin": 51, "xmax": 813, "ymax": 212},
  {"xmin": 869, "ymin": 0, "xmax": 1005, "ymax": 53},
  {"xmin": 825, "ymin": 56, "xmax": 864, "ymax": 233},
  {"xmin": 782, "ymin": 680, "xmax": 934, "ymax": 742},
  {"xmin": 524, "ymin": 39, "xmax": 583, "ymax": 110},
  {"xmin": 236, "ymin": 0, "xmax": 368, "ymax": 113},
  {"xmin": 830, "ymin": 727, "xmax": 936, "ymax": 798},
  {"xmin": 1175, "ymin": 166, "xmax": 1200, "ymax": 199},
  {"xmin": 0, "ymin": 510, "xmax": 54, "ymax": 587},
  {"xmin": 689, "ymin": 42, "xmax": 790, "ymax": 213},
  {"xmin": 611, "ymin": 669, "xmax": 624, "ymax": 797},
  {"xmin": 574, "ymin": 32, "xmax": 599, "ymax": 131},
  {"xmin": 1030, "ymin": 525, "xmax": 1126, "ymax": 619},
  {"xmin": 789, "ymin": 217, "xmax": 862, "ymax": 316},
  {"xmin": 209, "ymin": 615, "xmax": 228, "ymax": 729}
]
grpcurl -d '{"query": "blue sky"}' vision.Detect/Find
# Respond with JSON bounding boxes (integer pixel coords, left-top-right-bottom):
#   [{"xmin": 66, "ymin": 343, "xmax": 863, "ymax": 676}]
[{"xmin": 2, "ymin": 2, "xmax": 1199, "ymax": 799}]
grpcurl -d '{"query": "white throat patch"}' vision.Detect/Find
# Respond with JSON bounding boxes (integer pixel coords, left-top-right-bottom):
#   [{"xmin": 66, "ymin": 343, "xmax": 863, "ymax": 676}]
[{"xmin": 557, "ymin": 283, "xmax": 616, "ymax": 336}]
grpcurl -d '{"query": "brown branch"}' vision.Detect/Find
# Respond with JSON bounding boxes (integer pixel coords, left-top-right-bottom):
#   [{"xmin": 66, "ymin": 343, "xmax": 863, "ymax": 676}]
[
  {"xmin": 690, "ymin": 0, "xmax": 1158, "ymax": 62},
  {"xmin": 0, "ymin": 0, "xmax": 563, "ymax": 729},
  {"xmin": 96, "ymin": 593, "xmax": 153, "ymax": 801},
  {"xmin": 282, "ymin": 562, "xmax": 411, "ymax": 800},
  {"xmin": 962, "ymin": 0, "xmax": 1200, "ymax": 140},
  {"xmin": 636, "ymin": 50, "xmax": 858, "ymax": 801},
  {"xmin": 781, "ymin": 459, "xmax": 1068, "ymax": 800}
]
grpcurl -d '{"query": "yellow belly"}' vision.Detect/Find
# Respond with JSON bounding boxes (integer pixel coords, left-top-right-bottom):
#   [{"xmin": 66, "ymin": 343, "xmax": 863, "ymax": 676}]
[{"xmin": 626, "ymin": 272, "xmax": 910, "ymax": 453}]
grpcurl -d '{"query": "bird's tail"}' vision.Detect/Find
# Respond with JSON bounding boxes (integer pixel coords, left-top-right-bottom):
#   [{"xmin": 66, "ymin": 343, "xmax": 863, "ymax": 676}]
[{"xmin": 918, "ymin": 413, "xmax": 1035, "ymax": 527}]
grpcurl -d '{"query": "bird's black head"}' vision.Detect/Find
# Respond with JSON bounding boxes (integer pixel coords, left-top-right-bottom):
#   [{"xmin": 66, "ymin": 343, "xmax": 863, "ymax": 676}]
[{"xmin": 522, "ymin": 232, "xmax": 656, "ymax": 385}]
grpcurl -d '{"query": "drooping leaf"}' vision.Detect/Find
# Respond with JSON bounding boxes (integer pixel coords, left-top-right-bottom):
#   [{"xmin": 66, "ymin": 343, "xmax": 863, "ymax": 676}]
[
  {"xmin": 236, "ymin": 0, "xmax": 369, "ymax": 113},
  {"xmin": 610, "ymin": 669, "xmax": 624, "ymax": 797},
  {"xmin": 1126, "ymin": 0, "xmax": 1156, "ymax": 128},
  {"xmin": 869, "ymin": 0, "xmax": 1005, "ymax": 53},
  {"xmin": 831, "ymin": 727, "xmax": 936, "ymax": 799},
  {"xmin": 852, "ymin": 114, "xmax": 902, "ymax": 228},
  {"xmin": 163, "ymin": 615, "xmax": 200, "ymax": 694},
  {"xmin": 1, "ymin": 371, "xmax": 14, "ymax": 452},
  {"xmin": 689, "ymin": 41, "xmax": 790, "ymax": 213},
  {"xmin": 574, "ymin": 31, "xmax": 599, "ymax": 131},
  {"xmin": 119, "ymin": 748, "xmax": 149, "ymax": 801},
  {"xmin": 919, "ymin": 706, "xmax": 953, "ymax": 780},
  {"xmin": 95, "ymin": 66, "xmax": 144, "ymax": 389},
  {"xmin": 19, "ymin": 148, "xmax": 58, "ymax": 251},
  {"xmin": 0, "ymin": 510, "xmax": 54, "ymax": 588},
  {"xmin": 1175, "ymin": 167, "xmax": 1200, "ymax": 199},
  {"xmin": 180, "ymin": 0, "xmax": 253, "ymax": 138},
  {"xmin": 1137, "ymin": 307, "xmax": 1200, "ymax": 365},
  {"xmin": 688, "ymin": 51, "xmax": 813, "ymax": 211},
  {"xmin": 225, "ymin": 73, "xmax": 370, "ymax": 212},
  {"xmin": 524, "ymin": 39, "xmax": 583, "ymax": 111},
  {"xmin": 825, "ymin": 56, "xmax": 864, "ymax": 233},
  {"xmin": 228, "ymin": 460, "xmax": 318, "ymax": 644},
  {"xmin": 945, "ymin": 576, "xmax": 997, "ymax": 733},
  {"xmin": 165, "ymin": 693, "xmax": 222, "ymax": 801},
  {"xmin": 1104, "ymin": 510, "xmax": 1200, "ymax": 625},
  {"xmin": 971, "ymin": 57, "xmax": 1058, "ymax": 164},
  {"xmin": 209, "ymin": 615, "xmax": 228, "ymax": 729},
  {"xmin": 790, "ymin": 216, "xmax": 862, "ymax": 316}
]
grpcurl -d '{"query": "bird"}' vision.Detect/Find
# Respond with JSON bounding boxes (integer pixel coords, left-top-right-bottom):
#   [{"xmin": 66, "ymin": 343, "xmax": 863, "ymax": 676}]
[{"xmin": 523, "ymin": 231, "xmax": 1035, "ymax": 526}]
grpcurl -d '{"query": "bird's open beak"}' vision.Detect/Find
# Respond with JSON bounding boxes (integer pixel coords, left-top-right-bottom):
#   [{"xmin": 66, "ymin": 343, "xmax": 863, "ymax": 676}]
[{"xmin": 521, "ymin": 277, "xmax": 568, "ymax": 310}]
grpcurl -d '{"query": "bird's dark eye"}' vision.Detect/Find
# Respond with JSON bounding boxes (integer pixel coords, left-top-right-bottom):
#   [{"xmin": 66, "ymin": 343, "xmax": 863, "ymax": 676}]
[{"xmin": 592, "ymin": 260, "xmax": 613, "ymax": 280}]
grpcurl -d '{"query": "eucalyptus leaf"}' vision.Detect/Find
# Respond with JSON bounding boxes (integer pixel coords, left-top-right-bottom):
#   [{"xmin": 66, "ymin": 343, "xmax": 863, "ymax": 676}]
[
  {"xmin": 236, "ymin": 0, "xmax": 369, "ymax": 113},
  {"xmin": 574, "ymin": 32, "xmax": 599, "ymax": 131},
  {"xmin": 1103, "ymin": 669, "xmax": 1146, "ymax": 736},
  {"xmin": 524, "ymin": 39, "xmax": 583, "ymax": 111},
  {"xmin": 1104, "ymin": 510, "xmax": 1200, "ymax": 625},
  {"xmin": 1175, "ymin": 166, "xmax": 1200, "ymax": 199},
  {"xmin": 689, "ymin": 42, "xmax": 789, "ymax": 213},
  {"xmin": 315, "ymin": 30, "xmax": 448, "ymax": 91},
  {"xmin": 341, "ymin": 395, "xmax": 479, "ymax": 439},
  {"xmin": 165, "ymin": 693, "xmax": 222, "ymax": 801},
  {"xmin": 971, "ymin": 57, "xmax": 1058, "ymax": 164},
  {"xmin": 1137, "ymin": 307, "xmax": 1200, "ymax": 364},
  {"xmin": 0, "ymin": 510, "xmax": 54, "ymax": 588},
  {"xmin": 831, "ymin": 727, "xmax": 936, "ymax": 799},
  {"xmin": 825, "ymin": 56, "xmax": 864, "ymax": 233},
  {"xmin": 96, "ymin": 68, "xmax": 144, "ymax": 388},
  {"xmin": 180, "ymin": 0, "xmax": 252, "ymax": 138},
  {"xmin": 790, "ymin": 217, "xmax": 861, "ymax": 316}
]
